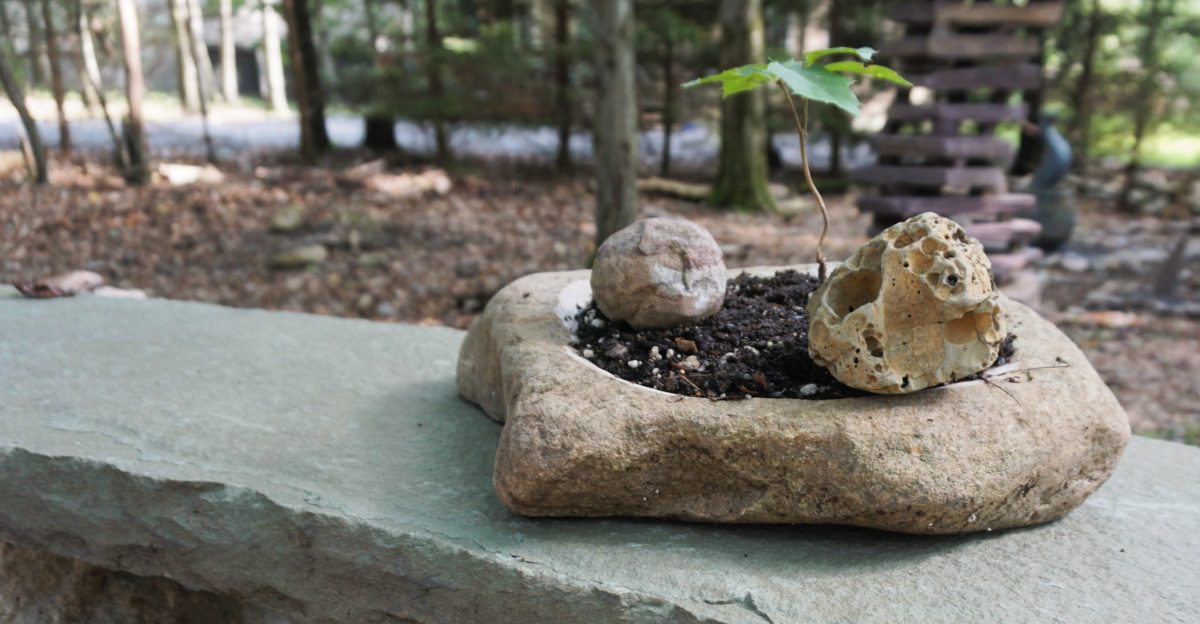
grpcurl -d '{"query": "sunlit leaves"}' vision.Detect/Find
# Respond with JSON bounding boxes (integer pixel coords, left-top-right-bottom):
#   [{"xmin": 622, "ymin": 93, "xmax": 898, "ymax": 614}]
[
  {"xmin": 804, "ymin": 46, "xmax": 876, "ymax": 65},
  {"xmin": 822, "ymin": 61, "xmax": 912, "ymax": 87},
  {"xmin": 681, "ymin": 63, "xmax": 771, "ymax": 97},
  {"xmin": 768, "ymin": 60, "xmax": 859, "ymax": 115},
  {"xmin": 682, "ymin": 47, "xmax": 908, "ymax": 117}
]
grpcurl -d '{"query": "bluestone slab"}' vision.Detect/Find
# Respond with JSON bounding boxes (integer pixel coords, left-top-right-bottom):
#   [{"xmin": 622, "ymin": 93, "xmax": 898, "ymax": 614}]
[{"xmin": 0, "ymin": 286, "xmax": 1197, "ymax": 623}]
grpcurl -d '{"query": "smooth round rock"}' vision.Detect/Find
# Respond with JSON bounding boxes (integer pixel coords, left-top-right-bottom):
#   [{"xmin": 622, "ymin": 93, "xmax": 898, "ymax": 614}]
[
  {"xmin": 590, "ymin": 218, "xmax": 727, "ymax": 330},
  {"xmin": 807, "ymin": 212, "xmax": 1007, "ymax": 394}
]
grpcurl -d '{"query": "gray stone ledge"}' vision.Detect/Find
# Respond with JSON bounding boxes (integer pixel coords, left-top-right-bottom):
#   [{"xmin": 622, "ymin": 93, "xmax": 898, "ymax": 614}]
[{"xmin": 0, "ymin": 287, "xmax": 1197, "ymax": 623}]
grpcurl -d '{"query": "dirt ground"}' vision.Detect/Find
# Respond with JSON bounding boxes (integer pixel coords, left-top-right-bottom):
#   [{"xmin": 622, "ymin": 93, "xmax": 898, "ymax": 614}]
[{"xmin": 2, "ymin": 154, "xmax": 1196, "ymax": 444}]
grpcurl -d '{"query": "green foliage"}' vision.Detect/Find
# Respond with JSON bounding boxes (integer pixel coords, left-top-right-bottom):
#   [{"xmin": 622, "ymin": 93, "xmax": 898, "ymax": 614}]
[
  {"xmin": 1045, "ymin": 0, "xmax": 1200, "ymax": 166},
  {"xmin": 683, "ymin": 63, "xmax": 771, "ymax": 97},
  {"xmin": 637, "ymin": 4, "xmax": 705, "ymax": 48},
  {"xmin": 769, "ymin": 59, "xmax": 859, "ymax": 115},
  {"xmin": 803, "ymin": 46, "xmax": 875, "ymax": 65},
  {"xmin": 368, "ymin": 22, "xmax": 557, "ymax": 124},
  {"xmin": 685, "ymin": 46, "xmax": 909, "ymax": 277},
  {"xmin": 682, "ymin": 47, "xmax": 909, "ymax": 116}
]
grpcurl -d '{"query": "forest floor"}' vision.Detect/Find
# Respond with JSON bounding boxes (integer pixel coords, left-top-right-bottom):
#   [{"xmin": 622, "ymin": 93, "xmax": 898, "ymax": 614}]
[{"xmin": 2, "ymin": 152, "xmax": 1197, "ymax": 445}]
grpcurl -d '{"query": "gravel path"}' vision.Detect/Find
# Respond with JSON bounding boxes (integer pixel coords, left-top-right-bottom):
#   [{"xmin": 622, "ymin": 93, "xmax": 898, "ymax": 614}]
[{"xmin": 0, "ymin": 110, "xmax": 873, "ymax": 171}]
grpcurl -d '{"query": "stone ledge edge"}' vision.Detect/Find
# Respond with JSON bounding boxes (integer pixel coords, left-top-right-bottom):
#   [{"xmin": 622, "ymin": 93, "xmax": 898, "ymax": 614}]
[{"xmin": 0, "ymin": 446, "xmax": 737, "ymax": 624}]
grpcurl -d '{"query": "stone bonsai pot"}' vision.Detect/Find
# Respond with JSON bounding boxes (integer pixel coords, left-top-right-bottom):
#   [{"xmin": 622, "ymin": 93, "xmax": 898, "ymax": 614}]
[{"xmin": 456, "ymin": 261, "xmax": 1130, "ymax": 535}]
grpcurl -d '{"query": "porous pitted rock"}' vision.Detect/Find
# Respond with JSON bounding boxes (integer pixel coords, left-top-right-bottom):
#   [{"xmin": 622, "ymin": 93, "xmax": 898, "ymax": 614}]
[
  {"xmin": 590, "ymin": 218, "xmax": 726, "ymax": 330},
  {"xmin": 806, "ymin": 212, "xmax": 1006, "ymax": 394},
  {"xmin": 456, "ymin": 264, "xmax": 1130, "ymax": 534}
]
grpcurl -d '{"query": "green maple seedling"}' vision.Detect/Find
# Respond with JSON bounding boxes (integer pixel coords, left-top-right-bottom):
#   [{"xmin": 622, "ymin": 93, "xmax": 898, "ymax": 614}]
[{"xmin": 684, "ymin": 47, "xmax": 911, "ymax": 282}]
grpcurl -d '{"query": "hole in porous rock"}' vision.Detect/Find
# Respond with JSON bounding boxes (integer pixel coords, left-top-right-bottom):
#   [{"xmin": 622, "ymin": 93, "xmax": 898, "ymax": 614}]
[
  {"xmin": 827, "ymin": 270, "xmax": 883, "ymax": 320},
  {"xmin": 945, "ymin": 274, "xmax": 959, "ymax": 287},
  {"xmin": 863, "ymin": 330, "xmax": 884, "ymax": 358},
  {"xmin": 944, "ymin": 311, "xmax": 995, "ymax": 345},
  {"xmin": 908, "ymin": 251, "xmax": 934, "ymax": 274}
]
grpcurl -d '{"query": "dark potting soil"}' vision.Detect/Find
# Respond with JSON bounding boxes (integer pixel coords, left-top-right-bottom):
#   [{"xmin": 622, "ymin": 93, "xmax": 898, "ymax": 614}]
[{"xmin": 571, "ymin": 270, "xmax": 1016, "ymax": 401}]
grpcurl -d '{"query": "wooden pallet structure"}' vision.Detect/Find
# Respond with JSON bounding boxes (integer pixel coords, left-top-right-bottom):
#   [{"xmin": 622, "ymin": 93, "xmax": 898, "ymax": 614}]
[{"xmin": 853, "ymin": 0, "xmax": 1064, "ymax": 289}]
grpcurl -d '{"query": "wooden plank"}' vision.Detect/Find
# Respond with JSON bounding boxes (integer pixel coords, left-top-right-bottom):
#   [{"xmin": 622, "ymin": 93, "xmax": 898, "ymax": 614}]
[
  {"xmin": 886, "ymin": 35, "xmax": 1040, "ymax": 61},
  {"xmin": 937, "ymin": 2, "xmax": 1063, "ymax": 27},
  {"xmin": 909, "ymin": 64, "xmax": 1043, "ymax": 91},
  {"xmin": 888, "ymin": 2, "xmax": 1063, "ymax": 28},
  {"xmin": 852, "ymin": 166, "xmax": 1008, "ymax": 192},
  {"xmin": 964, "ymin": 218, "xmax": 1043, "ymax": 250},
  {"xmin": 856, "ymin": 194, "xmax": 1035, "ymax": 218},
  {"xmin": 887, "ymin": 103, "xmax": 1028, "ymax": 124},
  {"xmin": 870, "ymin": 135, "xmax": 1016, "ymax": 161}
]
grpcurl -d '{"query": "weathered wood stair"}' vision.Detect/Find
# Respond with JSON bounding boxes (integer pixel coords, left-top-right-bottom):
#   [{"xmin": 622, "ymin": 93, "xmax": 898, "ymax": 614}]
[{"xmin": 853, "ymin": 0, "xmax": 1064, "ymax": 294}]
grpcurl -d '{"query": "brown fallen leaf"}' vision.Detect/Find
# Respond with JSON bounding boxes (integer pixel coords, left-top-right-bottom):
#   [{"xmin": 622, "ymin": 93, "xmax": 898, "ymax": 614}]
[{"xmin": 14, "ymin": 283, "xmax": 69, "ymax": 299}]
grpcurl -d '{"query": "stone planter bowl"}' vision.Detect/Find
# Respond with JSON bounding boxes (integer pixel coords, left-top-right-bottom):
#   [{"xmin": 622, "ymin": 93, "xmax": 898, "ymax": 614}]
[{"xmin": 456, "ymin": 265, "xmax": 1129, "ymax": 535}]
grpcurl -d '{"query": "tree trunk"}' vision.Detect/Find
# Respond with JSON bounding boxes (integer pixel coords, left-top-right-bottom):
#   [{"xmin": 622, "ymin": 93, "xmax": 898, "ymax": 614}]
[
  {"xmin": 425, "ymin": 0, "xmax": 450, "ymax": 161},
  {"xmin": 168, "ymin": 0, "xmax": 200, "ymax": 111},
  {"xmin": 824, "ymin": 0, "xmax": 844, "ymax": 176},
  {"xmin": 73, "ymin": 5, "xmax": 100, "ymax": 115},
  {"xmin": 398, "ymin": 0, "xmax": 414, "ymax": 52},
  {"xmin": 829, "ymin": 128, "xmax": 842, "ymax": 176},
  {"xmin": 21, "ymin": 0, "xmax": 47, "ymax": 87},
  {"xmin": 40, "ymin": 0, "xmax": 71, "ymax": 154},
  {"xmin": 711, "ymin": 0, "xmax": 773, "ymax": 212},
  {"xmin": 218, "ymin": 0, "xmax": 238, "ymax": 103},
  {"xmin": 1117, "ymin": 0, "xmax": 1170, "ymax": 213},
  {"xmin": 1048, "ymin": 0, "xmax": 1082, "ymax": 90},
  {"xmin": 659, "ymin": 38, "xmax": 674, "ymax": 177},
  {"xmin": 282, "ymin": 0, "xmax": 331, "ymax": 162},
  {"xmin": 261, "ymin": 0, "xmax": 288, "ymax": 112},
  {"xmin": 554, "ymin": 0, "xmax": 571, "ymax": 170},
  {"xmin": 183, "ymin": 0, "xmax": 217, "ymax": 163},
  {"xmin": 309, "ymin": 0, "xmax": 336, "ymax": 90},
  {"xmin": 360, "ymin": 0, "xmax": 397, "ymax": 151},
  {"xmin": 588, "ymin": 0, "xmax": 638, "ymax": 248},
  {"xmin": 785, "ymin": 8, "xmax": 802, "ymax": 57},
  {"xmin": 1067, "ymin": 0, "xmax": 1103, "ymax": 174},
  {"xmin": 186, "ymin": 0, "xmax": 216, "ymax": 102},
  {"xmin": 116, "ymin": 0, "xmax": 149, "ymax": 184},
  {"xmin": 0, "ymin": 45, "xmax": 48, "ymax": 184},
  {"xmin": 802, "ymin": 0, "xmax": 829, "ymax": 52},
  {"xmin": 0, "ymin": 3, "xmax": 12, "ymax": 45},
  {"xmin": 76, "ymin": 0, "xmax": 126, "ymax": 170}
]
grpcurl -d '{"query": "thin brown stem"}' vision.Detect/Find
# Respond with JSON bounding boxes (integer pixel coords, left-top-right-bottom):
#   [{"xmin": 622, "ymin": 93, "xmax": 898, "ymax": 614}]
[{"xmin": 777, "ymin": 81, "xmax": 828, "ymax": 282}]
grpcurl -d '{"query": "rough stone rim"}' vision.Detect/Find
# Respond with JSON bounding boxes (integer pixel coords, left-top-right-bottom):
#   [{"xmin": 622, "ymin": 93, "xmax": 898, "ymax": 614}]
[{"xmin": 491, "ymin": 265, "xmax": 1023, "ymax": 407}]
